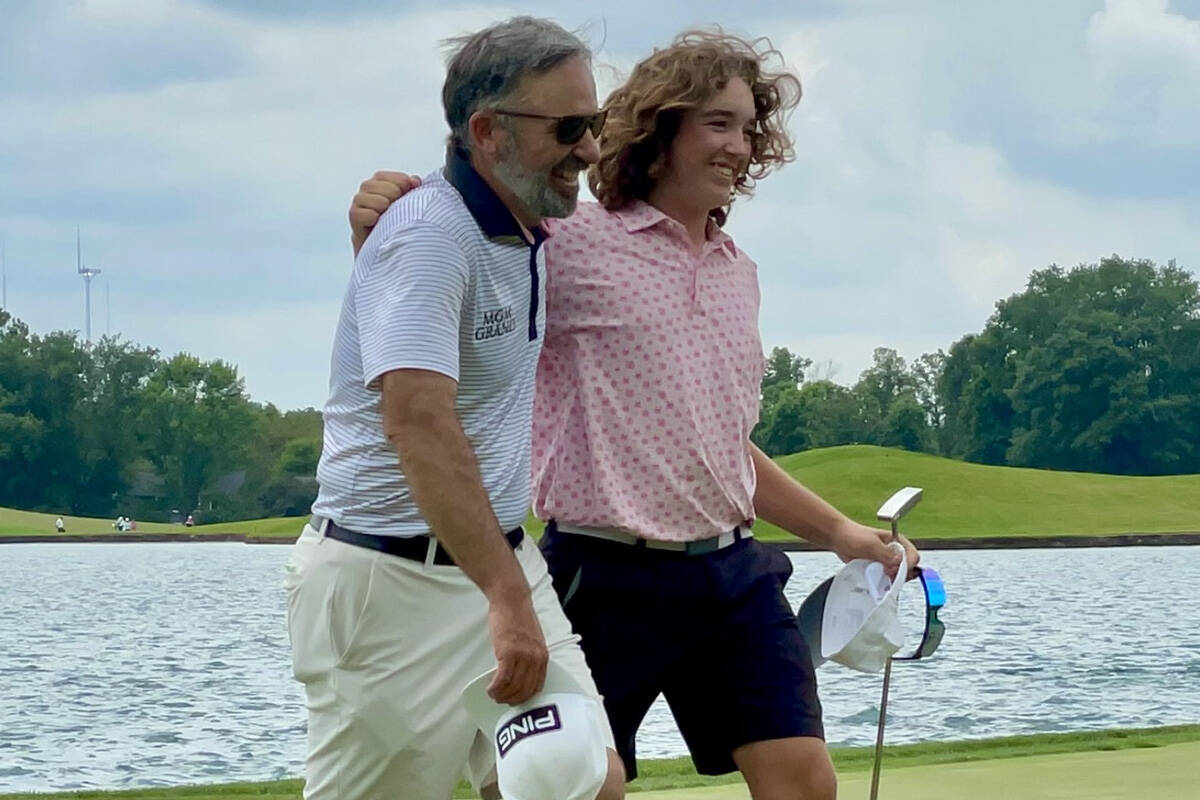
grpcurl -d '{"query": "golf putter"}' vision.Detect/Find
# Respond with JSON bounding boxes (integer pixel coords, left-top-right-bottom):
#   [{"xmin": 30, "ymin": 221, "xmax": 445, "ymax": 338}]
[{"xmin": 869, "ymin": 486, "xmax": 922, "ymax": 800}]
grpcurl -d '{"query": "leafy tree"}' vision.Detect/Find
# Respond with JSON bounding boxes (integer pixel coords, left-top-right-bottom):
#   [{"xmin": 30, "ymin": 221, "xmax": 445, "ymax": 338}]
[
  {"xmin": 943, "ymin": 256, "xmax": 1200, "ymax": 474},
  {"xmin": 854, "ymin": 347, "xmax": 914, "ymax": 420},
  {"xmin": 72, "ymin": 337, "xmax": 160, "ymax": 513},
  {"xmin": 0, "ymin": 315, "xmax": 44, "ymax": 507},
  {"xmin": 761, "ymin": 346, "xmax": 811, "ymax": 404},
  {"xmin": 1, "ymin": 312, "xmax": 327, "ymax": 520},
  {"xmin": 753, "ymin": 346, "xmax": 811, "ymax": 452},
  {"xmin": 939, "ymin": 330, "xmax": 1015, "ymax": 464},
  {"xmin": 756, "ymin": 384, "xmax": 808, "ymax": 456},
  {"xmin": 276, "ymin": 437, "xmax": 322, "ymax": 477},
  {"xmin": 880, "ymin": 395, "xmax": 933, "ymax": 452},
  {"xmin": 0, "ymin": 322, "xmax": 91, "ymax": 512},
  {"xmin": 139, "ymin": 353, "xmax": 258, "ymax": 511},
  {"xmin": 910, "ymin": 351, "xmax": 946, "ymax": 433},
  {"xmin": 1002, "ymin": 257, "xmax": 1200, "ymax": 474},
  {"xmin": 794, "ymin": 380, "xmax": 865, "ymax": 449},
  {"xmin": 755, "ymin": 378, "xmax": 871, "ymax": 456}
]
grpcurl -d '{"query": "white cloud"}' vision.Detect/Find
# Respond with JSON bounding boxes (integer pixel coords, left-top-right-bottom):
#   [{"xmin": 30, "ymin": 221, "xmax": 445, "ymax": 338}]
[
  {"xmin": 0, "ymin": 0, "xmax": 252, "ymax": 94},
  {"xmin": 1090, "ymin": 0, "xmax": 1200, "ymax": 60},
  {"xmin": 1083, "ymin": 0, "xmax": 1200, "ymax": 146}
]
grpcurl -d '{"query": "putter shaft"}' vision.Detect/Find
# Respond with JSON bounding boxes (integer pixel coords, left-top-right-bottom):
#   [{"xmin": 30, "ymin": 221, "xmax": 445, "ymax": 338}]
[{"xmin": 869, "ymin": 658, "xmax": 893, "ymax": 800}]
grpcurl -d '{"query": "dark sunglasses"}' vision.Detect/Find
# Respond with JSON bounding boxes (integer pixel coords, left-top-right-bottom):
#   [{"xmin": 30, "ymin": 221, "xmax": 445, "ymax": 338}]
[
  {"xmin": 894, "ymin": 566, "xmax": 946, "ymax": 661},
  {"xmin": 492, "ymin": 109, "xmax": 607, "ymax": 145}
]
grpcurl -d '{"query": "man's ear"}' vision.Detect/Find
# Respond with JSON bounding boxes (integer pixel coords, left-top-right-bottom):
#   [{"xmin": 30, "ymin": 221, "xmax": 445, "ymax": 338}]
[{"xmin": 467, "ymin": 111, "xmax": 504, "ymax": 160}]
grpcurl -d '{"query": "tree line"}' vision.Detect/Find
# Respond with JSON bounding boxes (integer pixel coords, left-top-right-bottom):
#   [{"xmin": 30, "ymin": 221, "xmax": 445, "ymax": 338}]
[
  {"xmin": 3, "ymin": 254, "xmax": 1197, "ymax": 523},
  {"xmin": 0, "ymin": 310, "xmax": 321, "ymax": 522},
  {"xmin": 753, "ymin": 255, "xmax": 1200, "ymax": 476}
]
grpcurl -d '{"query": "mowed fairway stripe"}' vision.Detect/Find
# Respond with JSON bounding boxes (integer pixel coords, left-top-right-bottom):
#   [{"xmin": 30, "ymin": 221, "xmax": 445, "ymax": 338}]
[{"xmin": 634, "ymin": 741, "xmax": 1200, "ymax": 799}]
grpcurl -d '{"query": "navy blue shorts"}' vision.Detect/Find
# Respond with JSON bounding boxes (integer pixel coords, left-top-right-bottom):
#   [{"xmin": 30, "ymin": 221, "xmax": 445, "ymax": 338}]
[{"xmin": 540, "ymin": 524, "xmax": 824, "ymax": 779}]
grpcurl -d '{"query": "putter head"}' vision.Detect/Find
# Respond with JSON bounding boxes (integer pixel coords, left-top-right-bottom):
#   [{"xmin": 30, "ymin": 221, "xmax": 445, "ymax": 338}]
[{"xmin": 876, "ymin": 487, "xmax": 923, "ymax": 523}]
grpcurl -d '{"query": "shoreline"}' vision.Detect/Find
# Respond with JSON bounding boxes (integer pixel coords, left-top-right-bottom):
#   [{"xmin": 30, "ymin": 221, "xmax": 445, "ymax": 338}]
[{"xmin": 2, "ymin": 531, "xmax": 1199, "ymax": 548}]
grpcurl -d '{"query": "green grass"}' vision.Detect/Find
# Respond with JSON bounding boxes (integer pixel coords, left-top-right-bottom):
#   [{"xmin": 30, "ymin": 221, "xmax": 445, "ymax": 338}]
[
  {"xmin": 0, "ymin": 506, "xmax": 184, "ymax": 535},
  {"xmin": 622, "ymin": 724, "xmax": 1200, "ymax": 793},
  {"xmin": 643, "ymin": 741, "xmax": 1200, "ymax": 799},
  {"xmin": 764, "ymin": 445, "xmax": 1200, "ymax": 539},
  {"xmin": 192, "ymin": 516, "xmax": 310, "ymax": 536},
  {"xmin": 4, "ymin": 446, "xmax": 1199, "ymax": 539},
  {"xmin": 2, "ymin": 726, "xmax": 1196, "ymax": 799}
]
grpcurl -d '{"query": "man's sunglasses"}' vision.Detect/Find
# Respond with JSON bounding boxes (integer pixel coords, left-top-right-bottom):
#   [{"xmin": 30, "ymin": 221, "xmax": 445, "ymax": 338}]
[
  {"xmin": 894, "ymin": 566, "xmax": 946, "ymax": 661},
  {"xmin": 493, "ymin": 109, "xmax": 608, "ymax": 145}
]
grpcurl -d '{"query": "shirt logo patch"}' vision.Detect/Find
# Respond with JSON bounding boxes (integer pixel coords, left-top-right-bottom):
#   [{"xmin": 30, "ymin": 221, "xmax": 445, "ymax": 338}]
[
  {"xmin": 475, "ymin": 305, "xmax": 517, "ymax": 341},
  {"xmin": 496, "ymin": 704, "xmax": 562, "ymax": 757}
]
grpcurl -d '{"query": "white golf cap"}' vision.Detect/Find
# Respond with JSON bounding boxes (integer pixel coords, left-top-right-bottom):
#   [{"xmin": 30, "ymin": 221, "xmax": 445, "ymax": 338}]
[
  {"xmin": 461, "ymin": 660, "xmax": 608, "ymax": 800},
  {"xmin": 797, "ymin": 542, "xmax": 908, "ymax": 674}
]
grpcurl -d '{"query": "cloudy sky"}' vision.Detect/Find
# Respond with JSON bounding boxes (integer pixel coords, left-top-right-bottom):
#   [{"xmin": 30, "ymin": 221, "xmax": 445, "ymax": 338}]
[{"xmin": 2, "ymin": 0, "xmax": 1198, "ymax": 410}]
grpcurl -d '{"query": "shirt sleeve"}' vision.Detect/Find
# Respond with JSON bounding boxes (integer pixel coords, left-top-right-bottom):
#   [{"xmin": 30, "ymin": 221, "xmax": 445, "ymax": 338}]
[{"xmin": 355, "ymin": 221, "xmax": 471, "ymax": 389}]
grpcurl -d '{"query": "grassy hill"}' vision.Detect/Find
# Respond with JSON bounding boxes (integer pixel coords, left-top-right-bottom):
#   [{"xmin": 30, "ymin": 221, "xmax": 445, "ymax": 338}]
[
  {"xmin": 3, "ymin": 446, "xmax": 1198, "ymax": 539},
  {"xmin": 759, "ymin": 445, "xmax": 1200, "ymax": 539}
]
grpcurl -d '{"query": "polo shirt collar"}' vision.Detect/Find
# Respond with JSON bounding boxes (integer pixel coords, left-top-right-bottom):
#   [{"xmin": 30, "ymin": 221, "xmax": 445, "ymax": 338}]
[
  {"xmin": 614, "ymin": 200, "xmax": 739, "ymax": 261},
  {"xmin": 445, "ymin": 147, "xmax": 547, "ymax": 244},
  {"xmin": 614, "ymin": 199, "xmax": 669, "ymax": 233}
]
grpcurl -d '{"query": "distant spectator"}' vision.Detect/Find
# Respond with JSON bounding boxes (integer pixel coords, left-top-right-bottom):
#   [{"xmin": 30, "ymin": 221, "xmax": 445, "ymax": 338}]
[
  {"xmin": 184, "ymin": 514, "xmax": 195, "ymax": 527},
  {"xmin": 129, "ymin": 518, "xmax": 137, "ymax": 531},
  {"xmin": 55, "ymin": 517, "xmax": 66, "ymax": 533}
]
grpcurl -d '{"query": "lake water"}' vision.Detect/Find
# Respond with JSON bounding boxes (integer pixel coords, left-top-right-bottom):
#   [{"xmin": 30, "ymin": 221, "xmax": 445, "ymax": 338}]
[{"xmin": 1, "ymin": 543, "xmax": 1197, "ymax": 791}]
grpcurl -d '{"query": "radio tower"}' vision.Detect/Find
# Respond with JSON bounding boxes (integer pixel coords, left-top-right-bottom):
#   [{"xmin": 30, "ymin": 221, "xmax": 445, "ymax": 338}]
[{"xmin": 77, "ymin": 227, "xmax": 102, "ymax": 341}]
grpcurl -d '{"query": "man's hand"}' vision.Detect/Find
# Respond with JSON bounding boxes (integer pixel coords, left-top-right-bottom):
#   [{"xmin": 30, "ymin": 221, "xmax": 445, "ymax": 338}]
[
  {"xmin": 831, "ymin": 520, "xmax": 921, "ymax": 581},
  {"xmin": 486, "ymin": 590, "xmax": 549, "ymax": 705},
  {"xmin": 349, "ymin": 171, "xmax": 420, "ymax": 256}
]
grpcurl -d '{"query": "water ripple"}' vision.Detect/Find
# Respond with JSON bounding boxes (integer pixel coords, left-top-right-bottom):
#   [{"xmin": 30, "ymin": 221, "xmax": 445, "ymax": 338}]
[{"xmin": 1, "ymin": 543, "xmax": 1199, "ymax": 790}]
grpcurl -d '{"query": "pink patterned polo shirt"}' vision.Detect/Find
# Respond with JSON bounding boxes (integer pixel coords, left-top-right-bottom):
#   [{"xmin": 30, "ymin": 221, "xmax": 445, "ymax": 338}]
[{"xmin": 530, "ymin": 200, "xmax": 764, "ymax": 542}]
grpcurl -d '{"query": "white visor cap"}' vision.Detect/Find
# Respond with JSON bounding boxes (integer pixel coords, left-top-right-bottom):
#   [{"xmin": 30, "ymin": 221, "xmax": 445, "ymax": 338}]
[
  {"xmin": 462, "ymin": 660, "xmax": 608, "ymax": 800},
  {"xmin": 798, "ymin": 541, "xmax": 908, "ymax": 673}
]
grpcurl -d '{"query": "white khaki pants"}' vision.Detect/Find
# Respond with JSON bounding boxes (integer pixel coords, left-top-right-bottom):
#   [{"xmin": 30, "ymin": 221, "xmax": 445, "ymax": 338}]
[{"xmin": 284, "ymin": 524, "xmax": 611, "ymax": 800}]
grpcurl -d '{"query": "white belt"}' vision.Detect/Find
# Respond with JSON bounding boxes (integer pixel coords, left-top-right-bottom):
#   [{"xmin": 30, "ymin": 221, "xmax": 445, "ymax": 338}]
[{"xmin": 552, "ymin": 522, "xmax": 752, "ymax": 555}]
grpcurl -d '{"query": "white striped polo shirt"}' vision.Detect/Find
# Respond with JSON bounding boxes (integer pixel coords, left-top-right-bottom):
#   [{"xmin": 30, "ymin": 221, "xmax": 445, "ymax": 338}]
[{"xmin": 312, "ymin": 150, "xmax": 547, "ymax": 537}]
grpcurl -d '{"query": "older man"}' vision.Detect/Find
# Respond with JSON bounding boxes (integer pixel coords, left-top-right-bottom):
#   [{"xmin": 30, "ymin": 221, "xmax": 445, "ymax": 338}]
[{"xmin": 287, "ymin": 17, "xmax": 624, "ymax": 800}]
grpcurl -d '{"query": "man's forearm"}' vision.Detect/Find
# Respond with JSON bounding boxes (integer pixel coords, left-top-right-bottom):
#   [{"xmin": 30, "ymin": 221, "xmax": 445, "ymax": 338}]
[
  {"xmin": 389, "ymin": 416, "xmax": 529, "ymax": 603},
  {"xmin": 750, "ymin": 443, "xmax": 852, "ymax": 548}
]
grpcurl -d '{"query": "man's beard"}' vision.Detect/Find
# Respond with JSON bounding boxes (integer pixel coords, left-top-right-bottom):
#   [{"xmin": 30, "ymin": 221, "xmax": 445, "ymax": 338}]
[{"xmin": 494, "ymin": 145, "xmax": 585, "ymax": 220}]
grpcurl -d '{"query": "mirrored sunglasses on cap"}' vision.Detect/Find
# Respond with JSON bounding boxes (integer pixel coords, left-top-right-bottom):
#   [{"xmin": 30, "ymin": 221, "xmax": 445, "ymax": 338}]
[
  {"xmin": 894, "ymin": 566, "xmax": 946, "ymax": 661},
  {"xmin": 493, "ymin": 109, "xmax": 608, "ymax": 144}
]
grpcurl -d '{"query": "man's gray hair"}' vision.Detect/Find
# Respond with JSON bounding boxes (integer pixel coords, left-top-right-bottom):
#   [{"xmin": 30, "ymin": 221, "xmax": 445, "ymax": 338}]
[{"xmin": 442, "ymin": 16, "xmax": 591, "ymax": 155}]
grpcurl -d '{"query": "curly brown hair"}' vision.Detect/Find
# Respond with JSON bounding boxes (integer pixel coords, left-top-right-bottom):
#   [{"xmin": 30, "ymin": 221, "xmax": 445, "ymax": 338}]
[{"xmin": 590, "ymin": 29, "xmax": 802, "ymax": 226}]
